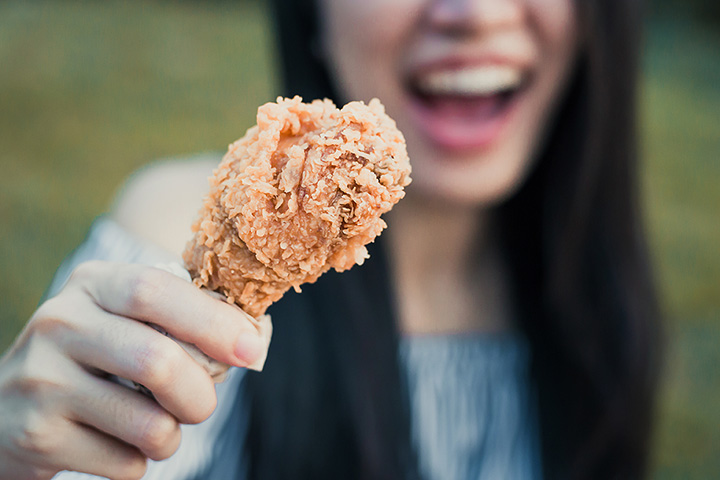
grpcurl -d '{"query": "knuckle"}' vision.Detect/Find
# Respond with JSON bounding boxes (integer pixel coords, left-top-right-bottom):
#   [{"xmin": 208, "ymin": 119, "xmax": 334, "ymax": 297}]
[
  {"xmin": 29, "ymin": 299, "xmax": 76, "ymax": 337},
  {"xmin": 191, "ymin": 384, "xmax": 218, "ymax": 424},
  {"xmin": 20, "ymin": 465, "xmax": 56, "ymax": 480},
  {"xmin": 137, "ymin": 412, "xmax": 179, "ymax": 460},
  {"xmin": 29, "ymin": 308, "xmax": 74, "ymax": 336},
  {"xmin": 116, "ymin": 453, "xmax": 148, "ymax": 480},
  {"xmin": 29, "ymin": 298, "xmax": 55, "ymax": 323},
  {"xmin": 10, "ymin": 345, "xmax": 69, "ymax": 401},
  {"xmin": 10, "ymin": 374, "xmax": 64, "ymax": 401},
  {"xmin": 133, "ymin": 338, "xmax": 181, "ymax": 389},
  {"xmin": 14, "ymin": 413, "xmax": 60, "ymax": 458},
  {"xmin": 126, "ymin": 268, "xmax": 165, "ymax": 313},
  {"xmin": 68, "ymin": 260, "xmax": 103, "ymax": 284}
]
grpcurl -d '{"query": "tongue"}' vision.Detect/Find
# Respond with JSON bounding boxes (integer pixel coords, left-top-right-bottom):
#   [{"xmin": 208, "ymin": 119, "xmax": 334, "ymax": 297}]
[
  {"xmin": 409, "ymin": 91, "xmax": 514, "ymax": 151},
  {"xmin": 422, "ymin": 94, "xmax": 504, "ymax": 121}
]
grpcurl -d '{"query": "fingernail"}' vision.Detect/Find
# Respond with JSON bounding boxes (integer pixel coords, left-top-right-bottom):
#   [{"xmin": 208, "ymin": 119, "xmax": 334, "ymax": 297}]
[{"xmin": 234, "ymin": 331, "xmax": 265, "ymax": 366}]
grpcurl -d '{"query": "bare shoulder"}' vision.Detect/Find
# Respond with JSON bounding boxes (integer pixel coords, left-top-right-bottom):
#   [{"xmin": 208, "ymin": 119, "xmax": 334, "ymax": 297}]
[{"xmin": 110, "ymin": 153, "xmax": 222, "ymax": 256}]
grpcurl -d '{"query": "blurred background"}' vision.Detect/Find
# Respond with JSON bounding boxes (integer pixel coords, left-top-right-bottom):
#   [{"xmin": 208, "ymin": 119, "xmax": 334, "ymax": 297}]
[{"xmin": 0, "ymin": 0, "xmax": 717, "ymax": 477}]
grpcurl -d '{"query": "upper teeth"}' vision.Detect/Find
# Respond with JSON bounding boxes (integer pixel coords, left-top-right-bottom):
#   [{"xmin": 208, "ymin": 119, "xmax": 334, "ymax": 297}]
[{"xmin": 417, "ymin": 66, "xmax": 523, "ymax": 96}]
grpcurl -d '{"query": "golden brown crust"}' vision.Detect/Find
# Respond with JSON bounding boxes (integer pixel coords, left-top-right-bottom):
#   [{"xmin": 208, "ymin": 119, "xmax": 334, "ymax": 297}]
[{"xmin": 183, "ymin": 96, "xmax": 411, "ymax": 317}]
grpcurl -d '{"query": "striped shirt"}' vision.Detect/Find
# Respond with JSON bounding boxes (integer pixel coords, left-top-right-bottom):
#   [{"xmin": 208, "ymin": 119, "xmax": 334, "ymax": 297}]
[{"xmin": 50, "ymin": 218, "xmax": 541, "ymax": 480}]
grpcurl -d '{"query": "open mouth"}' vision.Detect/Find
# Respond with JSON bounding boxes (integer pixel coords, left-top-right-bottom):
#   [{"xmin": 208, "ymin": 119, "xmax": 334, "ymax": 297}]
[{"xmin": 405, "ymin": 64, "xmax": 528, "ymax": 151}]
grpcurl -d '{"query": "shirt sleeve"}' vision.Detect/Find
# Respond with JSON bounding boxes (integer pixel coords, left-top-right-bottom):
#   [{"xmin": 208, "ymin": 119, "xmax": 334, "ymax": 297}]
[
  {"xmin": 49, "ymin": 218, "xmax": 250, "ymax": 480},
  {"xmin": 44, "ymin": 216, "xmax": 180, "ymax": 299}
]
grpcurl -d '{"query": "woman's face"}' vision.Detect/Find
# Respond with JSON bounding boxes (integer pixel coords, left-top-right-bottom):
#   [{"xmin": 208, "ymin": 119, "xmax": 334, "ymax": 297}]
[{"xmin": 319, "ymin": 0, "xmax": 578, "ymax": 205}]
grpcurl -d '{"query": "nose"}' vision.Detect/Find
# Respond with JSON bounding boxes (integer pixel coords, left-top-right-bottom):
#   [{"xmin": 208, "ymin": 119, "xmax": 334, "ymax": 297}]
[{"xmin": 426, "ymin": 0, "xmax": 524, "ymax": 35}]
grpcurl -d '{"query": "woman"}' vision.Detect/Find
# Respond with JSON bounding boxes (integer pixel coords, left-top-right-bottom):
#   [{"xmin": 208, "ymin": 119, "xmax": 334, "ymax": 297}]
[{"xmin": 0, "ymin": 0, "xmax": 661, "ymax": 479}]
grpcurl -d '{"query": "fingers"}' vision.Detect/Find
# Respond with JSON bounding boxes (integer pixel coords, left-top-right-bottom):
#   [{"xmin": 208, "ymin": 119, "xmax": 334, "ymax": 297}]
[
  {"xmin": 41, "ymin": 418, "xmax": 148, "ymax": 480},
  {"xmin": 2, "ymin": 260, "xmax": 251, "ymax": 479},
  {"xmin": 71, "ymin": 261, "xmax": 266, "ymax": 367},
  {"xmin": 59, "ymin": 305, "xmax": 217, "ymax": 424},
  {"xmin": 1, "ymin": 360, "xmax": 147, "ymax": 480},
  {"xmin": 67, "ymin": 374, "xmax": 181, "ymax": 461},
  {"xmin": 63, "ymin": 423, "xmax": 148, "ymax": 480}
]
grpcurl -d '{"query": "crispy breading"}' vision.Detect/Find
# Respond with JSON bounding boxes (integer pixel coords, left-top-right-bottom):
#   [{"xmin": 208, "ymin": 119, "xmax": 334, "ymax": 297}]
[{"xmin": 183, "ymin": 96, "xmax": 411, "ymax": 317}]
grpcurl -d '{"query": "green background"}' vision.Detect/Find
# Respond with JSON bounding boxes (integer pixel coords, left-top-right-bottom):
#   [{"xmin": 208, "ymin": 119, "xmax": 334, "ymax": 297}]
[{"xmin": 1, "ymin": 1, "xmax": 718, "ymax": 477}]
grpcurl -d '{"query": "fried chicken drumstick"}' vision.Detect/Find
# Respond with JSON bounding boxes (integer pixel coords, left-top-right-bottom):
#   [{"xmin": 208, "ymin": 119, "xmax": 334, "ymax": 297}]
[
  {"xmin": 183, "ymin": 96, "xmax": 411, "ymax": 318},
  {"xmin": 118, "ymin": 97, "xmax": 410, "ymax": 391}
]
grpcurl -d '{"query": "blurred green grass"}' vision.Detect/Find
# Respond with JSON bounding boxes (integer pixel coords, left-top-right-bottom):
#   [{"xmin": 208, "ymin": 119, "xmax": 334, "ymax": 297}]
[
  {"xmin": 0, "ymin": 0, "xmax": 277, "ymax": 337},
  {"xmin": 0, "ymin": 1, "xmax": 717, "ymax": 477},
  {"xmin": 642, "ymin": 20, "xmax": 720, "ymax": 479}
]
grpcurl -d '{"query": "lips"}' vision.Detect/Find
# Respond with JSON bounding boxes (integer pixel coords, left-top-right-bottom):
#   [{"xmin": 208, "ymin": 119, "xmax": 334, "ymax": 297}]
[{"xmin": 405, "ymin": 63, "xmax": 528, "ymax": 152}]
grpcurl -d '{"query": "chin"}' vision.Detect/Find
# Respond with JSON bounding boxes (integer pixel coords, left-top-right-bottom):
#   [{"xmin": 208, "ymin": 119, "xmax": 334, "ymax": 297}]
[
  {"xmin": 401, "ymin": 136, "xmax": 532, "ymax": 206},
  {"xmin": 408, "ymin": 166, "xmax": 526, "ymax": 207}
]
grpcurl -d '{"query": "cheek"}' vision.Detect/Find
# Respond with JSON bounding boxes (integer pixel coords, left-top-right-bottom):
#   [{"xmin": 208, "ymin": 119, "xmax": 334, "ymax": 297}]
[
  {"xmin": 528, "ymin": 0, "xmax": 578, "ymax": 54},
  {"xmin": 320, "ymin": 0, "xmax": 422, "ymax": 101},
  {"xmin": 321, "ymin": 0, "xmax": 423, "ymax": 47}
]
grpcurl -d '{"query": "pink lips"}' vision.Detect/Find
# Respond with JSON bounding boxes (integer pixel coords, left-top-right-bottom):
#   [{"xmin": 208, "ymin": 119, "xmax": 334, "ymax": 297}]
[{"xmin": 404, "ymin": 61, "xmax": 526, "ymax": 152}]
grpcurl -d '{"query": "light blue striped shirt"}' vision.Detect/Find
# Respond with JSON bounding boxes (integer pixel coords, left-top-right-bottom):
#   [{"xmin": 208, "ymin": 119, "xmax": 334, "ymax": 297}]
[{"xmin": 50, "ymin": 218, "xmax": 541, "ymax": 480}]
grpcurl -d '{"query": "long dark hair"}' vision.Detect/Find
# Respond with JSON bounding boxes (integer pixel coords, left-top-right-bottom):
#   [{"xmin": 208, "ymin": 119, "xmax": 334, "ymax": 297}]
[{"xmin": 247, "ymin": 0, "xmax": 662, "ymax": 478}]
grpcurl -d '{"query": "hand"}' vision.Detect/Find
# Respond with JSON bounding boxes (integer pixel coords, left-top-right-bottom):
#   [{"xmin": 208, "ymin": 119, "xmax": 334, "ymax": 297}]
[{"xmin": 0, "ymin": 261, "xmax": 268, "ymax": 480}]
